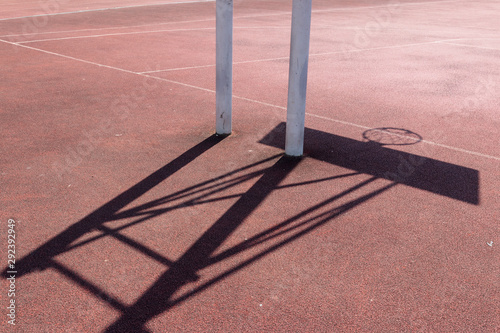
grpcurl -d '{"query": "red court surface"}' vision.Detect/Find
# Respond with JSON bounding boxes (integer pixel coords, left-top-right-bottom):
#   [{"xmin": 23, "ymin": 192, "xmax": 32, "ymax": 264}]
[{"xmin": 1, "ymin": 0, "xmax": 499, "ymax": 332}]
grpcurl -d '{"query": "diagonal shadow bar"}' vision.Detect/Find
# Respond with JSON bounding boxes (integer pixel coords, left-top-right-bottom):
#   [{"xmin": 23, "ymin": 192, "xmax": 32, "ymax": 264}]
[
  {"xmin": 109, "ymin": 167, "xmax": 271, "ymax": 221},
  {"xmin": 260, "ymin": 122, "xmax": 480, "ymax": 204},
  {"xmin": 96, "ymin": 225, "xmax": 176, "ymax": 267},
  {"xmin": 208, "ymin": 174, "xmax": 375, "ymax": 265},
  {"xmin": 50, "ymin": 260, "xmax": 128, "ymax": 313},
  {"xmin": 109, "ymin": 154, "xmax": 283, "ymax": 220},
  {"xmin": 104, "ymin": 155, "xmax": 302, "ymax": 332},
  {"xmin": 67, "ymin": 168, "xmax": 359, "ymax": 255},
  {"xmin": 170, "ymin": 181, "xmax": 397, "ymax": 309},
  {"xmin": 4, "ymin": 134, "xmax": 226, "ymax": 278},
  {"xmin": 60, "ymin": 155, "xmax": 289, "ymax": 257},
  {"xmin": 66, "ymin": 165, "xmax": 280, "ymax": 252}
]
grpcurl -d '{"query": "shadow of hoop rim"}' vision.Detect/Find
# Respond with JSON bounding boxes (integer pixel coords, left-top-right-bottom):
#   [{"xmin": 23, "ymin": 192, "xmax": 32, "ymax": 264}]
[{"xmin": 362, "ymin": 127, "xmax": 423, "ymax": 146}]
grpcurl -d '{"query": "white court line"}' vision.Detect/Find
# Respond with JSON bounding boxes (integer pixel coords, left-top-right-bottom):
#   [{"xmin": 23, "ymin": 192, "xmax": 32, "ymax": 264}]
[
  {"xmin": 140, "ymin": 64, "xmax": 215, "ymax": 74},
  {"xmin": 0, "ymin": 0, "xmax": 460, "ymax": 23},
  {"xmin": 141, "ymin": 40, "xmax": 448, "ymax": 74},
  {"xmin": 0, "ymin": 0, "xmax": 41, "ymax": 4},
  {"xmin": 0, "ymin": 39, "xmax": 138, "ymax": 74},
  {"xmin": 310, "ymin": 0, "xmax": 464, "ymax": 14},
  {"xmin": 1, "ymin": 0, "xmax": 461, "ymax": 34},
  {"xmin": 303, "ymin": 113, "xmax": 371, "ymax": 131},
  {"xmin": 232, "ymin": 0, "xmax": 465, "ymax": 20},
  {"xmin": 0, "ymin": 38, "xmax": 216, "ymax": 94},
  {"xmin": 0, "ymin": 18, "xmax": 216, "ymax": 38},
  {"xmin": 308, "ymin": 114, "xmax": 500, "ymax": 161},
  {"xmin": 141, "ymin": 37, "xmax": 500, "ymax": 74},
  {"xmin": 144, "ymin": 36, "xmax": 499, "ymax": 75},
  {"xmin": 18, "ymin": 27, "xmax": 217, "ymax": 44},
  {"xmin": 440, "ymin": 42, "xmax": 500, "ymax": 52},
  {"xmin": 420, "ymin": 140, "xmax": 500, "ymax": 161},
  {"xmin": 24, "ymin": 22, "xmax": 480, "ymax": 46},
  {"xmin": 0, "ymin": 0, "xmax": 216, "ymax": 22},
  {"xmin": 13, "ymin": 24, "xmax": 498, "ymax": 45},
  {"xmin": 0, "ymin": 23, "xmax": 435, "ymax": 43},
  {"xmin": 461, "ymin": 26, "xmax": 500, "ymax": 32},
  {"xmin": 0, "ymin": 12, "xmax": 284, "ymax": 39},
  {"xmin": 16, "ymin": 25, "xmax": 293, "ymax": 44},
  {"xmin": 5, "ymin": 22, "xmax": 490, "ymax": 40},
  {"xmin": 237, "ymin": 37, "xmax": 499, "ymax": 62},
  {"xmin": 1, "ymin": 38, "xmax": 498, "ymax": 162},
  {"xmin": 141, "ymin": 56, "xmax": 292, "ymax": 74}
]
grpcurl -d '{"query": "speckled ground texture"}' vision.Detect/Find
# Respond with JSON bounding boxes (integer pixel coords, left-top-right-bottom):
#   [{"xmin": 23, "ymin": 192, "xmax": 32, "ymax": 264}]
[{"xmin": 0, "ymin": 0, "xmax": 499, "ymax": 332}]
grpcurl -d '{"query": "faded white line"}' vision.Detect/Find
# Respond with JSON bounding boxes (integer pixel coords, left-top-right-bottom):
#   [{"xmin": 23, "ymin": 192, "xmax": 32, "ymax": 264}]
[
  {"xmin": 307, "ymin": 113, "xmax": 500, "ymax": 161},
  {"xmin": 140, "ymin": 57, "xmax": 289, "ymax": 74},
  {"xmin": 0, "ymin": 0, "xmax": 462, "ymax": 25},
  {"xmin": 1, "ymin": 38, "xmax": 498, "ymax": 162},
  {"xmin": 232, "ymin": 95, "xmax": 286, "ymax": 111},
  {"xmin": 140, "ymin": 73, "xmax": 215, "ymax": 94},
  {"xmin": 311, "ymin": 0, "xmax": 464, "ymax": 14},
  {"xmin": 11, "ymin": 28, "xmax": 495, "ymax": 47},
  {"xmin": 0, "ymin": 0, "xmax": 466, "ymax": 47},
  {"xmin": 233, "ymin": 0, "xmax": 464, "ymax": 20},
  {"xmin": 0, "ymin": 0, "xmax": 215, "ymax": 22},
  {"xmin": 228, "ymin": 97, "xmax": 500, "ymax": 161},
  {"xmin": 420, "ymin": 140, "xmax": 500, "ymax": 161},
  {"xmin": 305, "ymin": 113, "xmax": 372, "ymax": 131},
  {"xmin": 0, "ymin": 38, "xmax": 215, "ymax": 93},
  {"xmin": 142, "ymin": 39, "xmax": 449, "ymax": 74},
  {"xmin": 140, "ymin": 64, "xmax": 215, "ymax": 74},
  {"xmin": 310, "ymin": 40, "xmax": 448, "ymax": 57},
  {"xmin": 0, "ymin": 18, "xmax": 216, "ymax": 38},
  {"xmin": 440, "ymin": 42, "xmax": 500, "ymax": 52},
  {"xmin": 16, "ymin": 25, "xmax": 294, "ymax": 44},
  {"xmin": 18, "ymin": 27, "xmax": 216, "ymax": 44},
  {"xmin": 1, "ymin": 39, "xmax": 137, "ymax": 72}
]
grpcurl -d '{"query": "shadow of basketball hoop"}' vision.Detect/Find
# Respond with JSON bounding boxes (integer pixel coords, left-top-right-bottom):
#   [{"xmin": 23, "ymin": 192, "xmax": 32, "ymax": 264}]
[
  {"xmin": 2, "ymin": 123, "xmax": 480, "ymax": 333},
  {"xmin": 362, "ymin": 127, "xmax": 423, "ymax": 146}
]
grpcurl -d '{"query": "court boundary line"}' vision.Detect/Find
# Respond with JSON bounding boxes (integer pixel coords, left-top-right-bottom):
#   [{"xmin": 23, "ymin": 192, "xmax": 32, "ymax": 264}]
[
  {"xmin": 311, "ymin": 0, "xmax": 464, "ymax": 14},
  {"xmin": 0, "ymin": 0, "xmax": 474, "ymax": 48},
  {"xmin": 17, "ymin": 27, "xmax": 217, "ymax": 44},
  {"xmin": 140, "ymin": 38, "xmax": 500, "ymax": 74},
  {"xmin": 0, "ymin": 0, "xmax": 462, "ymax": 23},
  {"xmin": 0, "ymin": 18, "xmax": 217, "ymax": 38},
  {"xmin": 17, "ymin": 25, "xmax": 498, "ymax": 45},
  {"xmin": 0, "ymin": 0, "xmax": 216, "ymax": 22},
  {"xmin": 440, "ymin": 42, "xmax": 500, "ymax": 52},
  {"xmin": 0, "ymin": 23, "xmax": 296, "ymax": 39},
  {"xmin": 16, "ymin": 25, "xmax": 301, "ymax": 44},
  {"xmin": 307, "ymin": 114, "xmax": 500, "ymax": 161},
  {"xmin": 1, "ymin": 38, "xmax": 498, "ymax": 162},
  {"xmin": 141, "ymin": 40, "xmax": 448, "ymax": 74},
  {"xmin": 4, "ymin": 21, "xmax": 495, "ymax": 41}
]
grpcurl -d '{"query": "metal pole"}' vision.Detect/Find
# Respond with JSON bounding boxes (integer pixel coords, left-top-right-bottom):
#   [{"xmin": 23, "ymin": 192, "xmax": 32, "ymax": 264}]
[
  {"xmin": 216, "ymin": 0, "xmax": 233, "ymax": 135},
  {"xmin": 285, "ymin": 0, "xmax": 312, "ymax": 156}
]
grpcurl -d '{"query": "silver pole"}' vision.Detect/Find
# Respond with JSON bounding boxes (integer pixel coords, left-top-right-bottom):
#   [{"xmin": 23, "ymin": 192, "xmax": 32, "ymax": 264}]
[
  {"xmin": 215, "ymin": 0, "xmax": 233, "ymax": 135},
  {"xmin": 285, "ymin": 0, "xmax": 312, "ymax": 156}
]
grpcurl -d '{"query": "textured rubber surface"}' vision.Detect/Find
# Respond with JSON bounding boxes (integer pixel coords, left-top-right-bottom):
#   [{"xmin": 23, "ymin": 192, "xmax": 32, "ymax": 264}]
[{"xmin": 1, "ymin": 0, "xmax": 498, "ymax": 332}]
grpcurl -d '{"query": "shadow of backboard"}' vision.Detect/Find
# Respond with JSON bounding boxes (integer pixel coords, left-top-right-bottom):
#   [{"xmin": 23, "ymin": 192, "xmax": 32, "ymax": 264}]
[{"xmin": 260, "ymin": 122, "xmax": 479, "ymax": 205}]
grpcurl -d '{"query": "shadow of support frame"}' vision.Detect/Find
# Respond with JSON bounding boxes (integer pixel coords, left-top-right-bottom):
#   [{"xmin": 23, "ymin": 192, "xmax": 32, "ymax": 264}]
[{"xmin": 2, "ymin": 124, "xmax": 479, "ymax": 332}]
